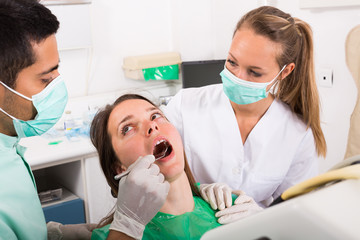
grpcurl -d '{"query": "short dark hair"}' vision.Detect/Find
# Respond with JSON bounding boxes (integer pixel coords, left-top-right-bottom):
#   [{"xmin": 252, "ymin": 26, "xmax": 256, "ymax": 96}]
[{"xmin": 0, "ymin": 0, "xmax": 59, "ymax": 87}]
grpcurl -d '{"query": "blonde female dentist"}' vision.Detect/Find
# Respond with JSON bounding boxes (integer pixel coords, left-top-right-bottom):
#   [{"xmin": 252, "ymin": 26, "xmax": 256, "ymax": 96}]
[{"xmin": 164, "ymin": 6, "xmax": 327, "ymax": 215}]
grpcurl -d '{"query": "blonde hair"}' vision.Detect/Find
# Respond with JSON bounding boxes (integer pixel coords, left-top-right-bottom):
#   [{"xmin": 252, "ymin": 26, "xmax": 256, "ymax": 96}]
[{"xmin": 235, "ymin": 6, "xmax": 326, "ymax": 157}]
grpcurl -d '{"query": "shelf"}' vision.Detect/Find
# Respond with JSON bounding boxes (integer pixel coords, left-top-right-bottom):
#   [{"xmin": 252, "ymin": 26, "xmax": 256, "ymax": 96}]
[
  {"xmin": 41, "ymin": 188, "xmax": 79, "ymax": 208},
  {"xmin": 299, "ymin": 0, "xmax": 360, "ymax": 8},
  {"xmin": 41, "ymin": 0, "xmax": 91, "ymax": 5}
]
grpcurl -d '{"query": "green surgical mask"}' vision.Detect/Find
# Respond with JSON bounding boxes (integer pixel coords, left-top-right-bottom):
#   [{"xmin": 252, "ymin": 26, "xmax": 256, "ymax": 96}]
[
  {"xmin": 0, "ymin": 76, "xmax": 68, "ymax": 138},
  {"xmin": 220, "ymin": 65, "xmax": 286, "ymax": 105}
]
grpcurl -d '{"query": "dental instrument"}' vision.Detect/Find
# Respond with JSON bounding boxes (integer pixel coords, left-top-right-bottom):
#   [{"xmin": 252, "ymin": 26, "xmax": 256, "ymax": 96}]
[{"xmin": 114, "ymin": 147, "xmax": 168, "ymax": 181}]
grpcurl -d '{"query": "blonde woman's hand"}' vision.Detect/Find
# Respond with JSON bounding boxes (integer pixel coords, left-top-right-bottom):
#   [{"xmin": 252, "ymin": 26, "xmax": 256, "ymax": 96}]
[
  {"xmin": 215, "ymin": 190, "xmax": 263, "ymax": 224},
  {"xmin": 200, "ymin": 183, "xmax": 233, "ymax": 210}
]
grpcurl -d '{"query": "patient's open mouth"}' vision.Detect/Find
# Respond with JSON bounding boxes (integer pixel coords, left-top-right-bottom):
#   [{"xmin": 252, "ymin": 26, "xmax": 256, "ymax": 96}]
[{"xmin": 153, "ymin": 139, "xmax": 173, "ymax": 160}]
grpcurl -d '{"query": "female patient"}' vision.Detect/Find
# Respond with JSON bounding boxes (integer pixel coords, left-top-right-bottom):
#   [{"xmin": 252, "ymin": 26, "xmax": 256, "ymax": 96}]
[
  {"xmin": 90, "ymin": 94, "xmax": 261, "ymax": 239},
  {"xmin": 90, "ymin": 94, "xmax": 220, "ymax": 239}
]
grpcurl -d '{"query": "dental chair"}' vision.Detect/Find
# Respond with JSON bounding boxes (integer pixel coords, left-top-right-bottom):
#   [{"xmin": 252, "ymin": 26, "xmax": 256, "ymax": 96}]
[
  {"xmin": 201, "ymin": 25, "xmax": 360, "ymax": 240},
  {"xmin": 344, "ymin": 24, "xmax": 360, "ymax": 159},
  {"xmin": 201, "ymin": 155, "xmax": 360, "ymax": 240}
]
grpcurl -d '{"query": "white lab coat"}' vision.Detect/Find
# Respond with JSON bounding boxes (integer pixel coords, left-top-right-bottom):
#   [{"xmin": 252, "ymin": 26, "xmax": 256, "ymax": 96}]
[{"xmin": 163, "ymin": 84, "xmax": 319, "ymax": 205}]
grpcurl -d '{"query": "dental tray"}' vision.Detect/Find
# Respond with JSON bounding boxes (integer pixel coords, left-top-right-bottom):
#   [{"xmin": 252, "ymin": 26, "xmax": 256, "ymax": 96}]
[
  {"xmin": 34, "ymin": 175, "xmax": 64, "ymax": 204},
  {"xmin": 38, "ymin": 188, "xmax": 63, "ymax": 204}
]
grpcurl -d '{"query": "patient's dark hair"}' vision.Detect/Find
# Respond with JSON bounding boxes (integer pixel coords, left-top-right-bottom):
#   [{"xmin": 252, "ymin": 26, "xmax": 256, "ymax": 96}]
[
  {"xmin": 90, "ymin": 93, "xmax": 200, "ymax": 227},
  {"xmin": 0, "ymin": 0, "xmax": 59, "ymax": 88}
]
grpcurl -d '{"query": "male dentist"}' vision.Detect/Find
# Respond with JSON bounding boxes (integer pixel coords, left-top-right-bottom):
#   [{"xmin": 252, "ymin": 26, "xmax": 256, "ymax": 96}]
[
  {"xmin": 0, "ymin": 0, "xmax": 64, "ymax": 238},
  {"xmin": 0, "ymin": 1, "xmax": 168, "ymax": 239}
]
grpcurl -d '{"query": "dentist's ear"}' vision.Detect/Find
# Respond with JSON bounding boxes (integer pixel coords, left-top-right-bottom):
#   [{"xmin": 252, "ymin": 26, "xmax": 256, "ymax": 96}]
[{"xmin": 280, "ymin": 63, "xmax": 295, "ymax": 80}]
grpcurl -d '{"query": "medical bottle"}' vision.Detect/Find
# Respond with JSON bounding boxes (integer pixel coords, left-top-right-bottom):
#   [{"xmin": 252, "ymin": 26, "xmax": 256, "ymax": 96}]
[
  {"xmin": 63, "ymin": 110, "xmax": 75, "ymax": 131},
  {"xmin": 63, "ymin": 110, "xmax": 82, "ymax": 141}
]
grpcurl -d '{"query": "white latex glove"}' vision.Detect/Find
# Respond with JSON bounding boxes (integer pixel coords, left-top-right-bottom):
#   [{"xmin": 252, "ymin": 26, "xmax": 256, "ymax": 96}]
[
  {"xmin": 215, "ymin": 190, "xmax": 263, "ymax": 224},
  {"xmin": 200, "ymin": 183, "xmax": 232, "ymax": 210},
  {"xmin": 47, "ymin": 221, "xmax": 97, "ymax": 240},
  {"xmin": 110, "ymin": 155, "xmax": 170, "ymax": 239}
]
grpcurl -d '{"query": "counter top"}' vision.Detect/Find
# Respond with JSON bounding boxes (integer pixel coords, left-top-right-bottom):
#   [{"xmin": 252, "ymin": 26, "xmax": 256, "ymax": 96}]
[{"xmin": 21, "ymin": 135, "xmax": 97, "ymax": 170}]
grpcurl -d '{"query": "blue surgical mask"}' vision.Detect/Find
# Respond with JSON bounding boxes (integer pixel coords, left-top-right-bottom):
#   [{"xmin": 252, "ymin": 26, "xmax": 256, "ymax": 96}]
[
  {"xmin": 0, "ymin": 76, "xmax": 68, "ymax": 138},
  {"xmin": 220, "ymin": 65, "xmax": 286, "ymax": 105}
]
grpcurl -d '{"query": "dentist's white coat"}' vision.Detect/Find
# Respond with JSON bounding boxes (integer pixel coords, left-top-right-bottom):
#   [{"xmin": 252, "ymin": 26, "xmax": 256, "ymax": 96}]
[{"xmin": 163, "ymin": 84, "xmax": 318, "ymax": 205}]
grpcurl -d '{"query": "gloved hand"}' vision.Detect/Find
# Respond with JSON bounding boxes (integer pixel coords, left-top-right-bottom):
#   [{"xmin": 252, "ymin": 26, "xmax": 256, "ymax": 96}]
[
  {"xmin": 215, "ymin": 190, "xmax": 263, "ymax": 224},
  {"xmin": 110, "ymin": 155, "xmax": 170, "ymax": 240},
  {"xmin": 47, "ymin": 221, "xmax": 97, "ymax": 240},
  {"xmin": 200, "ymin": 183, "xmax": 232, "ymax": 210}
]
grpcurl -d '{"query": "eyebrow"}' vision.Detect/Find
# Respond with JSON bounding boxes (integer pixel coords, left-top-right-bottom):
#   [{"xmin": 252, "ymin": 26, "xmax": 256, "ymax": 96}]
[
  {"xmin": 229, "ymin": 53, "xmax": 263, "ymax": 70},
  {"xmin": 118, "ymin": 106, "xmax": 158, "ymax": 126},
  {"xmin": 119, "ymin": 114, "xmax": 133, "ymax": 126},
  {"xmin": 38, "ymin": 63, "xmax": 59, "ymax": 76},
  {"xmin": 249, "ymin": 65, "xmax": 262, "ymax": 70}
]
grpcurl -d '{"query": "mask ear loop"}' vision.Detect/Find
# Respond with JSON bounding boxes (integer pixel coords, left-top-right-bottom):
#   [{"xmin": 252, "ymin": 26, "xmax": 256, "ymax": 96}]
[
  {"xmin": 268, "ymin": 65, "xmax": 287, "ymax": 85},
  {"xmin": 0, "ymin": 107, "xmax": 17, "ymax": 120},
  {"xmin": 266, "ymin": 64, "xmax": 287, "ymax": 94},
  {"xmin": 0, "ymin": 81, "xmax": 32, "ymax": 121},
  {"xmin": 277, "ymin": 64, "xmax": 287, "ymax": 79},
  {"xmin": 0, "ymin": 81, "xmax": 32, "ymax": 101}
]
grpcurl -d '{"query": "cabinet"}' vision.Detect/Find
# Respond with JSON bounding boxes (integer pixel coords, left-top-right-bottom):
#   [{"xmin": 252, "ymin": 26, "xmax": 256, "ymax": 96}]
[
  {"xmin": 23, "ymin": 135, "xmax": 115, "ymax": 224},
  {"xmin": 84, "ymin": 156, "xmax": 116, "ymax": 222},
  {"xmin": 33, "ymin": 162, "xmax": 86, "ymax": 224}
]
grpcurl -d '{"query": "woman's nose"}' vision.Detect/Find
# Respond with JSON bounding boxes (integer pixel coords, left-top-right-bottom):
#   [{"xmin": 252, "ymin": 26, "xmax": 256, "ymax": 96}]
[
  {"xmin": 226, "ymin": 64, "xmax": 246, "ymax": 80},
  {"xmin": 146, "ymin": 121, "xmax": 159, "ymax": 136},
  {"xmin": 233, "ymin": 69, "xmax": 247, "ymax": 80}
]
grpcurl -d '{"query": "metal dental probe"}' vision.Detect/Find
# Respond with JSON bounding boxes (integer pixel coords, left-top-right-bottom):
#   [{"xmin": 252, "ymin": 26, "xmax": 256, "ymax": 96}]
[{"xmin": 114, "ymin": 146, "xmax": 169, "ymax": 181}]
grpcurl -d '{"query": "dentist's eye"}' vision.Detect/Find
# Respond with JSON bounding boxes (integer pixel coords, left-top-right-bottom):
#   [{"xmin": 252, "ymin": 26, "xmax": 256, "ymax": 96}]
[
  {"xmin": 151, "ymin": 112, "xmax": 163, "ymax": 121},
  {"xmin": 227, "ymin": 59, "xmax": 236, "ymax": 66},
  {"xmin": 121, "ymin": 125, "xmax": 133, "ymax": 135},
  {"xmin": 249, "ymin": 69, "xmax": 262, "ymax": 77},
  {"xmin": 41, "ymin": 78, "xmax": 52, "ymax": 84}
]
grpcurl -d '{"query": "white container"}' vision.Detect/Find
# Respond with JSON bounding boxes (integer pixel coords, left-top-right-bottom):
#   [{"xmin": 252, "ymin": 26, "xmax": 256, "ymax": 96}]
[{"xmin": 122, "ymin": 52, "xmax": 181, "ymax": 80}]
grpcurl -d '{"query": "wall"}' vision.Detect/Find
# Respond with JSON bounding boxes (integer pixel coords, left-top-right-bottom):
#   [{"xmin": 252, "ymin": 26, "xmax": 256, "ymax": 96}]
[{"xmin": 49, "ymin": 0, "xmax": 359, "ymax": 173}]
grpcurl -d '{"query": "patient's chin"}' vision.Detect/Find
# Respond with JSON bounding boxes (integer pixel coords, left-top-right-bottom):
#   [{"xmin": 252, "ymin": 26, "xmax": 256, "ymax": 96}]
[{"xmin": 164, "ymin": 170, "xmax": 186, "ymax": 183}]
